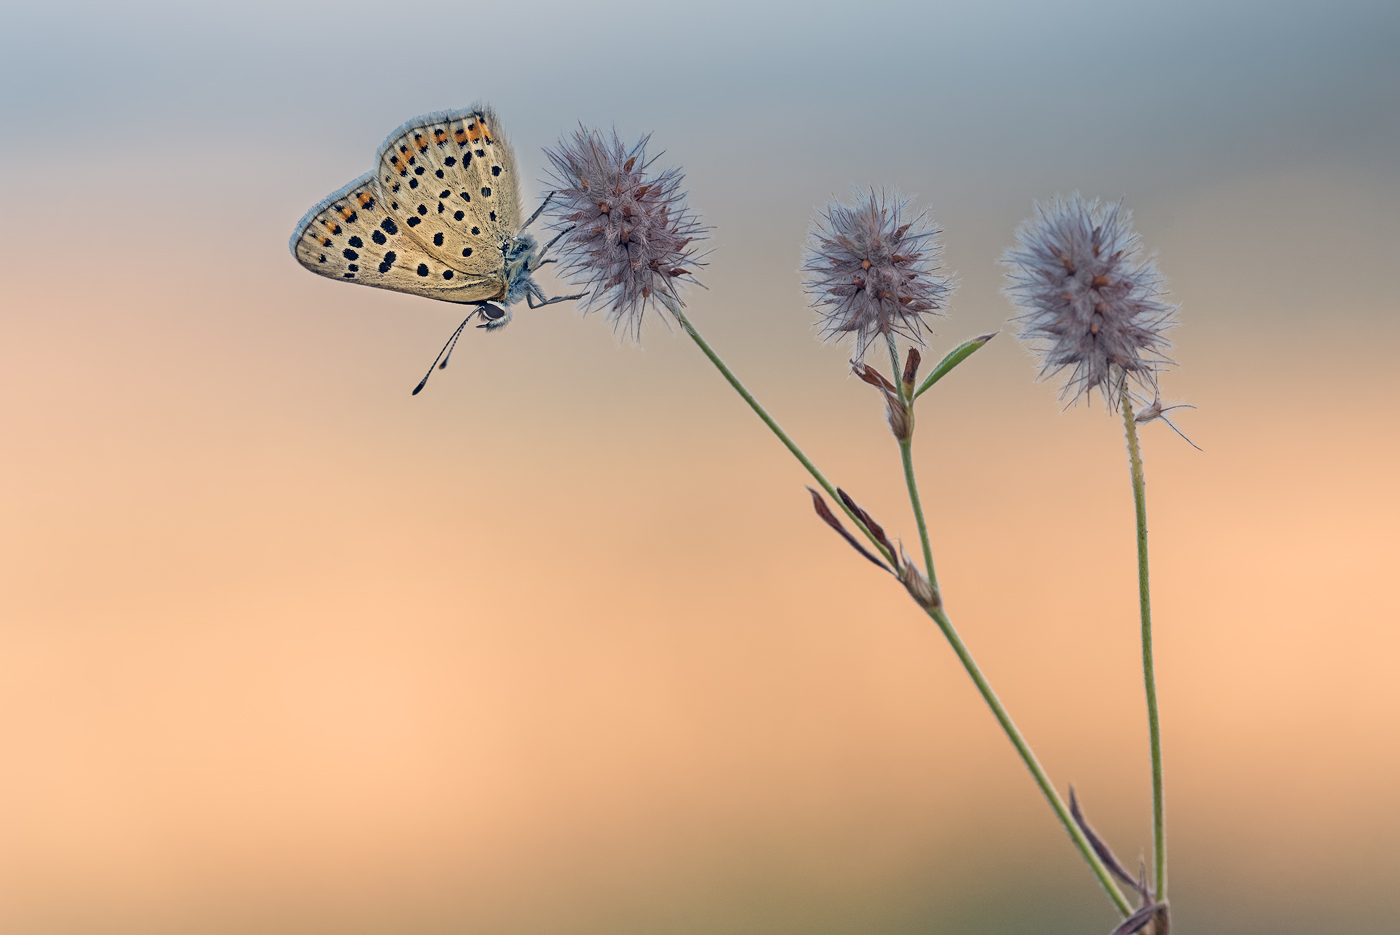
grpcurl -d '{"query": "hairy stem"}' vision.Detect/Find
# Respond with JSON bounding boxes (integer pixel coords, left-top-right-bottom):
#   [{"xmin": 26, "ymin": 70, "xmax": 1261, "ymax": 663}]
[
  {"xmin": 1121, "ymin": 385, "xmax": 1166, "ymax": 898},
  {"xmin": 668, "ymin": 302, "xmax": 894, "ymax": 566}
]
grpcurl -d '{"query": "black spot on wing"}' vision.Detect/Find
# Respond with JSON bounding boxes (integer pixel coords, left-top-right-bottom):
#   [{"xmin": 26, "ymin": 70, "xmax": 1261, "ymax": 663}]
[
  {"xmin": 380, "ymin": 218, "xmax": 398, "ymax": 235},
  {"xmin": 454, "ymin": 211, "xmax": 464, "ymax": 221},
  {"xmin": 372, "ymin": 230, "xmax": 386, "ymax": 245},
  {"xmin": 433, "ymin": 232, "xmax": 444, "ymax": 246},
  {"xmin": 343, "ymin": 248, "xmax": 359, "ymax": 260},
  {"xmin": 407, "ymin": 217, "xmax": 421, "ymax": 227},
  {"xmin": 462, "ymin": 247, "xmax": 473, "ymax": 257},
  {"xmin": 348, "ymin": 236, "xmax": 363, "ymax": 248},
  {"xmin": 481, "ymin": 187, "xmax": 491, "ymax": 197},
  {"xmin": 416, "ymin": 264, "xmax": 429, "ymax": 277},
  {"xmin": 492, "ymin": 165, "xmax": 501, "ymax": 176},
  {"xmin": 443, "ymin": 270, "xmax": 454, "ymax": 280}
]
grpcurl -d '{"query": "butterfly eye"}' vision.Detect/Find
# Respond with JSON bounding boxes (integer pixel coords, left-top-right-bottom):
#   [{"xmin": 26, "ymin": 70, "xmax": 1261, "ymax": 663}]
[{"xmin": 481, "ymin": 304, "xmax": 507, "ymax": 320}]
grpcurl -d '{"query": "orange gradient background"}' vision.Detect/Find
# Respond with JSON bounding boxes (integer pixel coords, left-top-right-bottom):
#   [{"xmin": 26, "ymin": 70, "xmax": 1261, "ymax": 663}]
[{"xmin": 1, "ymin": 1, "xmax": 1397, "ymax": 932}]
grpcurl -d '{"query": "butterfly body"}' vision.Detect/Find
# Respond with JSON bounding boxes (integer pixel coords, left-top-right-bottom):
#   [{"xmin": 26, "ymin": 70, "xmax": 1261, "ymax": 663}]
[{"xmin": 290, "ymin": 105, "xmax": 562, "ymax": 330}]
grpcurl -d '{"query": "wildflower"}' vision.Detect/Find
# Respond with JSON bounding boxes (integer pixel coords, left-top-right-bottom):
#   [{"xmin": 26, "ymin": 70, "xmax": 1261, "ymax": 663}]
[
  {"xmin": 802, "ymin": 189, "xmax": 953, "ymax": 358},
  {"xmin": 1001, "ymin": 194, "xmax": 1178, "ymax": 408},
  {"xmin": 542, "ymin": 127, "xmax": 708, "ymax": 340}
]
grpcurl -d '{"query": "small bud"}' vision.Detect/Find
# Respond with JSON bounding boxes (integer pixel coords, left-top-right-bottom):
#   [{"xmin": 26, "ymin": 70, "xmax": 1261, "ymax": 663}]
[
  {"xmin": 886, "ymin": 397, "xmax": 913, "ymax": 441},
  {"xmin": 900, "ymin": 552, "xmax": 940, "ymax": 609},
  {"xmin": 902, "ymin": 347, "xmax": 921, "ymax": 392}
]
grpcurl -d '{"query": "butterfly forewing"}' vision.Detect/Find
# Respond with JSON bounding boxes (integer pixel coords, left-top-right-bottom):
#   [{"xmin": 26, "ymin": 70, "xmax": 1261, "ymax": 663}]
[{"xmin": 373, "ymin": 108, "xmax": 523, "ymax": 282}]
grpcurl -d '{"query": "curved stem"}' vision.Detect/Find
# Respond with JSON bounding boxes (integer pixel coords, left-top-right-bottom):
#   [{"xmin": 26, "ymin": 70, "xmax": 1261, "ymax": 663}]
[
  {"xmin": 669, "ymin": 302, "xmax": 894, "ymax": 567},
  {"xmin": 1121, "ymin": 385, "xmax": 1165, "ymax": 898}
]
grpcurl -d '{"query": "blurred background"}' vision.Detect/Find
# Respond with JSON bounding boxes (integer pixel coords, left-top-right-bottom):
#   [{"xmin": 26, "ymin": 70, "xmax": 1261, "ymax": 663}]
[{"xmin": 1, "ymin": 1, "xmax": 1396, "ymax": 932}]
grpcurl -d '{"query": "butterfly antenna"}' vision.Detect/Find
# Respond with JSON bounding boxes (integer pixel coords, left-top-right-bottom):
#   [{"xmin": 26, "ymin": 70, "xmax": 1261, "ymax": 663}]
[
  {"xmin": 520, "ymin": 192, "xmax": 555, "ymax": 232},
  {"xmin": 411, "ymin": 313, "xmax": 475, "ymax": 395}
]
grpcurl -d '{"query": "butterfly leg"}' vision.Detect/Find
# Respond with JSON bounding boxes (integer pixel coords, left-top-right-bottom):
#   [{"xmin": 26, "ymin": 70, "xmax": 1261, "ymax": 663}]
[
  {"xmin": 519, "ymin": 192, "xmax": 555, "ymax": 233},
  {"xmin": 529, "ymin": 226, "xmax": 574, "ymax": 270},
  {"xmin": 526, "ymin": 288, "xmax": 587, "ymax": 310}
]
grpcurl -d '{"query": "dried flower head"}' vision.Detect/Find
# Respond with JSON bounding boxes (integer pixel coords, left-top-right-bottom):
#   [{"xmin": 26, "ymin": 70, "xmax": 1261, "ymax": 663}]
[
  {"xmin": 1001, "ymin": 194, "xmax": 1178, "ymax": 408},
  {"xmin": 802, "ymin": 189, "xmax": 953, "ymax": 358},
  {"xmin": 542, "ymin": 127, "xmax": 708, "ymax": 340}
]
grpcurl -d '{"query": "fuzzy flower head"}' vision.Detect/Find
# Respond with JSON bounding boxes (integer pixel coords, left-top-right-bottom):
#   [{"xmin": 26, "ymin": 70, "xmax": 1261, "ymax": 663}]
[
  {"xmin": 802, "ymin": 189, "xmax": 953, "ymax": 358},
  {"xmin": 1002, "ymin": 195, "xmax": 1178, "ymax": 408},
  {"xmin": 543, "ymin": 127, "xmax": 708, "ymax": 340}
]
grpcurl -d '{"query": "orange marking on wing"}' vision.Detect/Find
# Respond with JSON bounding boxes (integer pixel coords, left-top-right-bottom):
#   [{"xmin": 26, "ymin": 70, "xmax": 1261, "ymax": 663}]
[
  {"xmin": 454, "ymin": 128, "xmax": 468, "ymax": 144},
  {"xmin": 357, "ymin": 191, "xmax": 374, "ymax": 207},
  {"xmin": 466, "ymin": 120, "xmax": 483, "ymax": 143},
  {"xmin": 322, "ymin": 220, "xmax": 341, "ymax": 235},
  {"xmin": 433, "ymin": 129, "xmax": 448, "ymax": 144},
  {"xmin": 391, "ymin": 154, "xmax": 408, "ymax": 175},
  {"xmin": 414, "ymin": 134, "xmax": 429, "ymax": 152}
]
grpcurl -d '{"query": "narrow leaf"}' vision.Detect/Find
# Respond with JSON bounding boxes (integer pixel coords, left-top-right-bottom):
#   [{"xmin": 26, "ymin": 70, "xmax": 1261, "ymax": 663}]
[
  {"xmin": 851, "ymin": 360, "xmax": 897, "ymax": 394},
  {"xmin": 807, "ymin": 488, "xmax": 892, "ymax": 573},
  {"xmin": 1108, "ymin": 903, "xmax": 1166, "ymax": 935},
  {"xmin": 836, "ymin": 487, "xmax": 897, "ymax": 560},
  {"xmin": 1070, "ymin": 787, "xmax": 1145, "ymax": 895},
  {"xmin": 913, "ymin": 332, "xmax": 998, "ymax": 398}
]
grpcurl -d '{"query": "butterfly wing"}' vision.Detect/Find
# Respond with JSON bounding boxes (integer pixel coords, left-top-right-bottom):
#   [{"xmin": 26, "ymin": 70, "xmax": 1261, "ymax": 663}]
[
  {"xmin": 289, "ymin": 173, "xmax": 502, "ymax": 303},
  {"xmin": 372, "ymin": 107, "xmax": 524, "ymax": 281}
]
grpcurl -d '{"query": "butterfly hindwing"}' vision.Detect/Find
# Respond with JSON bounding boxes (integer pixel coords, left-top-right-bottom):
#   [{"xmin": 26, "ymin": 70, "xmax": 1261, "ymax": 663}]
[
  {"xmin": 290, "ymin": 174, "xmax": 500, "ymax": 302},
  {"xmin": 373, "ymin": 107, "xmax": 523, "ymax": 280}
]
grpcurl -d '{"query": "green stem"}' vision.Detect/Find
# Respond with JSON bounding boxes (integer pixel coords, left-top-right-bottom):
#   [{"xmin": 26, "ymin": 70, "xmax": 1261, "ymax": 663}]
[
  {"xmin": 670, "ymin": 309, "xmax": 1131, "ymax": 915},
  {"xmin": 668, "ymin": 302, "xmax": 894, "ymax": 567},
  {"xmin": 888, "ymin": 333, "xmax": 1129, "ymax": 916},
  {"xmin": 927, "ymin": 604, "xmax": 1135, "ymax": 917},
  {"xmin": 1120, "ymin": 385, "xmax": 1165, "ymax": 899},
  {"xmin": 885, "ymin": 335, "xmax": 937, "ymax": 590}
]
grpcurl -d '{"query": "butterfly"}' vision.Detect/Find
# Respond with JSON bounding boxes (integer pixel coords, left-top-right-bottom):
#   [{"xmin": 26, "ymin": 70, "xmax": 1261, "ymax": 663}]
[{"xmin": 289, "ymin": 105, "xmax": 581, "ymax": 391}]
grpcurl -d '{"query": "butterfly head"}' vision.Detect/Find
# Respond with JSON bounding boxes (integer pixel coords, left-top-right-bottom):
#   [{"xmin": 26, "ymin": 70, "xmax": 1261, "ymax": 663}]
[{"xmin": 472, "ymin": 233, "xmax": 542, "ymax": 331}]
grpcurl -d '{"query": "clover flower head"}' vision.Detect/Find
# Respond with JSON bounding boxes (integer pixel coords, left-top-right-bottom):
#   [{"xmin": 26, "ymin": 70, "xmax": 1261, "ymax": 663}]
[
  {"xmin": 802, "ymin": 189, "xmax": 954, "ymax": 358},
  {"xmin": 543, "ymin": 127, "xmax": 708, "ymax": 341},
  {"xmin": 1001, "ymin": 194, "xmax": 1178, "ymax": 408}
]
